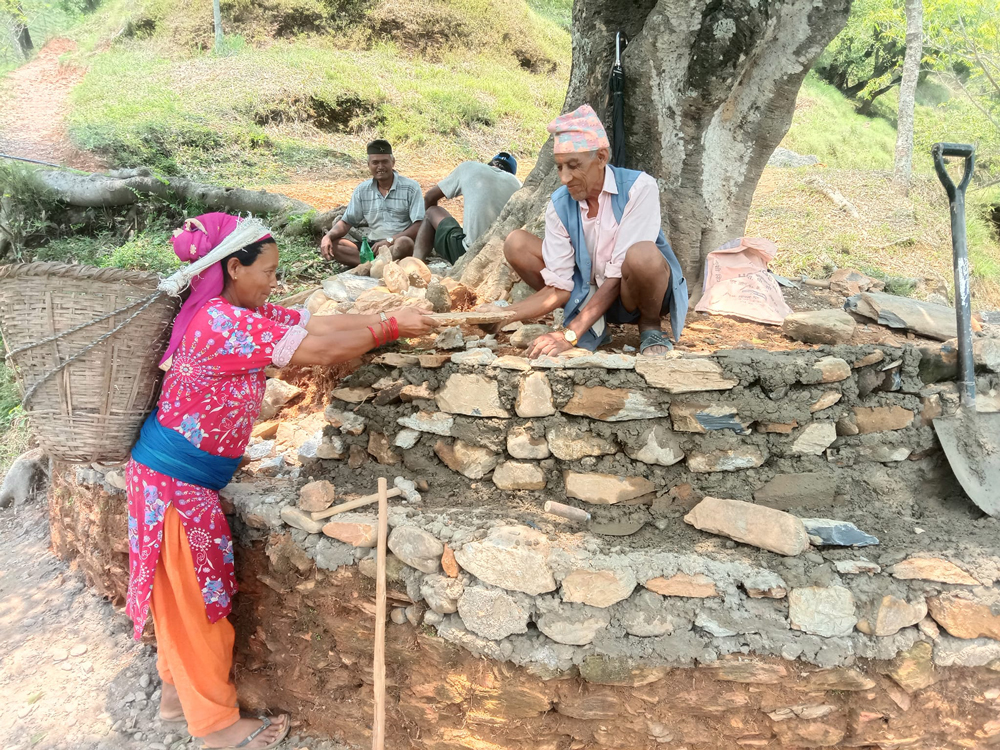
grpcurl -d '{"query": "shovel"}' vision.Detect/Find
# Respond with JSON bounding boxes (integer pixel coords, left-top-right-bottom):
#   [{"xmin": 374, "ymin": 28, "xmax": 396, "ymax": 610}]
[{"xmin": 931, "ymin": 142, "xmax": 1000, "ymax": 516}]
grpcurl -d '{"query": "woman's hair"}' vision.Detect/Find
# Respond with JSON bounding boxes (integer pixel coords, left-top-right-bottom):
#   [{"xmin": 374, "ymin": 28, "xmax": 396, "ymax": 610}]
[{"xmin": 222, "ymin": 237, "xmax": 276, "ymax": 282}]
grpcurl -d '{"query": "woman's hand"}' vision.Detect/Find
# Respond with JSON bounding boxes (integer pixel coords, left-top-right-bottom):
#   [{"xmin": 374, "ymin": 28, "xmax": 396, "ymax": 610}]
[{"xmin": 393, "ymin": 307, "xmax": 438, "ymax": 338}]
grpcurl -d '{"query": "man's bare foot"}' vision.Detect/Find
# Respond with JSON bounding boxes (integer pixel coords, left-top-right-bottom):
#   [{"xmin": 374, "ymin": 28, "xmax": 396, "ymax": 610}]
[
  {"xmin": 159, "ymin": 681, "xmax": 183, "ymax": 721},
  {"xmin": 202, "ymin": 714, "xmax": 290, "ymax": 749}
]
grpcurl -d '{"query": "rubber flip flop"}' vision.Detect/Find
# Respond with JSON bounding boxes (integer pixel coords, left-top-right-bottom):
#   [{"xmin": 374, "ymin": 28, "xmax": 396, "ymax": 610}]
[
  {"xmin": 206, "ymin": 715, "xmax": 291, "ymax": 750},
  {"xmin": 639, "ymin": 328, "xmax": 673, "ymax": 356}
]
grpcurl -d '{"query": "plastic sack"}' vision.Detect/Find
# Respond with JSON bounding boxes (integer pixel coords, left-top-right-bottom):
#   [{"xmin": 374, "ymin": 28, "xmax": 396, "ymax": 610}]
[{"xmin": 694, "ymin": 237, "xmax": 792, "ymax": 325}]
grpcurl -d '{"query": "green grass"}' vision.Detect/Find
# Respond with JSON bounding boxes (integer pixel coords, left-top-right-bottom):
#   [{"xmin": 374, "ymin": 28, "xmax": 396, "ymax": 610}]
[
  {"xmin": 66, "ymin": 35, "xmax": 567, "ymax": 183},
  {"xmin": 526, "ymin": 0, "xmax": 572, "ymax": 28},
  {"xmin": 781, "ymin": 73, "xmax": 899, "ymax": 171}
]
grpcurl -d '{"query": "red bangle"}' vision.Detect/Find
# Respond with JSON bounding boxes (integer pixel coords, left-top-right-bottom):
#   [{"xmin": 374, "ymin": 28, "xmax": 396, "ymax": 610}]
[
  {"xmin": 389, "ymin": 317, "xmax": 399, "ymax": 341},
  {"xmin": 368, "ymin": 326, "xmax": 382, "ymax": 346},
  {"xmin": 379, "ymin": 320, "xmax": 390, "ymax": 343}
]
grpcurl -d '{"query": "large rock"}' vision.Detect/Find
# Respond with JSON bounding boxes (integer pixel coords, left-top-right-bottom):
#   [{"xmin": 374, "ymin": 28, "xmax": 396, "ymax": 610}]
[
  {"xmin": 298, "ymin": 480, "xmax": 336, "ymax": 512},
  {"xmin": 856, "ymin": 595, "xmax": 927, "ymax": 637},
  {"xmin": 644, "ymin": 573, "xmax": 718, "ymax": 597},
  {"xmin": 754, "ymin": 472, "xmax": 837, "ymax": 510},
  {"xmin": 387, "ymin": 526, "xmax": 444, "ymax": 574},
  {"xmin": 790, "ymin": 422, "xmax": 837, "ymax": 455},
  {"xmin": 562, "ymin": 386, "xmax": 669, "ymax": 421},
  {"xmin": 670, "ymin": 403, "xmax": 749, "ymax": 433},
  {"xmin": 561, "ymin": 568, "xmax": 637, "ymax": 608},
  {"xmin": 434, "ymin": 439, "xmax": 500, "ymax": 479},
  {"xmin": 932, "ymin": 636, "xmax": 1000, "ymax": 667},
  {"xmin": 927, "ymin": 593, "xmax": 1000, "ymax": 640},
  {"xmin": 684, "ymin": 497, "xmax": 809, "ymax": 555},
  {"xmin": 782, "ymin": 309, "xmax": 857, "ymax": 345},
  {"xmin": 510, "ymin": 324, "xmax": 553, "ymax": 348},
  {"xmin": 889, "ymin": 557, "xmax": 979, "ymax": 585},
  {"xmin": 619, "ymin": 590, "xmax": 676, "ymax": 636},
  {"xmin": 635, "ymin": 355, "xmax": 738, "ymax": 393},
  {"xmin": 852, "ymin": 405, "xmax": 914, "ymax": 434},
  {"xmin": 788, "ymin": 586, "xmax": 857, "ymax": 637},
  {"xmin": 507, "ymin": 425, "xmax": 550, "ymax": 459},
  {"xmin": 515, "ymin": 372, "xmax": 555, "ymax": 418},
  {"xmin": 492, "ymin": 462, "xmax": 546, "ymax": 490},
  {"xmin": 0, "ymin": 448, "xmax": 46, "ymax": 508},
  {"xmin": 322, "ymin": 516, "xmax": 378, "ymax": 548},
  {"xmin": 436, "ymin": 374, "xmax": 510, "ymax": 417},
  {"xmin": 397, "ymin": 410, "xmax": 454, "ymax": 436},
  {"xmin": 564, "ymin": 472, "xmax": 654, "ymax": 505},
  {"xmin": 624, "ymin": 425, "xmax": 684, "ymax": 466},
  {"xmin": 453, "ymin": 525, "xmax": 556, "ymax": 595},
  {"xmin": 546, "ymin": 424, "xmax": 617, "ymax": 461},
  {"xmin": 259, "ymin": 378, "xmax": 303, "ymax": 420},
  {"xmin": 537, "ymin": 604, "xmax": 611, "ymax": 645},
  {"xmin": 420, "ymin": 574, "xmax": 464, "ymax": 614},
  {"xmin": 885, "ymin": 642, "xmax": 937, "ymax": 693},
  {"xmin": 367, "ymin": 432, "xmax": 401, "ymax": 465},
  {"xmin": 280, "ymin": 506, "xmax": 325, "ymax": 534},
  {"xmin": 800, "ymin": 356, "xmax": 851, "ymax": 384},
  {"xmin": 686, "ymin": 447, "xmax": 766, "ymax": 473},
  {"xmin": 457, "ymin": 587, "xmax": 530, "ymax": 640}
]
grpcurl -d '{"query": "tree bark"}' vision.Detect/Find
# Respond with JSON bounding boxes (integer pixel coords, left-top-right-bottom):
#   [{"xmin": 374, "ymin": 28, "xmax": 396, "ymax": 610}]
[
  {"xmin": 456, "ymin": 0, "xmax": 853, "ymax": 301},
  {"xmin": 213, "ymin": 0, "xmax": 224, "ymax": 52},
  {"xmin": 893, "ymin": 0, "xmax": 923, "ymax": 193}
]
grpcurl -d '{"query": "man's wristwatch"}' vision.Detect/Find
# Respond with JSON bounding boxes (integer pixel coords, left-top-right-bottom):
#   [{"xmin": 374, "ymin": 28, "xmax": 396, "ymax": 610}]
[
  {"xmin": 562, "ymin": 328, "xmax": 578, "ymax": 346},
  {"xmin": 386, "ymin": 236, "xmax": 395, "ymax": 246}
]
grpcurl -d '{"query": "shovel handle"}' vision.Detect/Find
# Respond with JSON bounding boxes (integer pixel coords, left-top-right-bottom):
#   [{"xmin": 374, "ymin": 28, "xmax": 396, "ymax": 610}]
[
  {"xmin": 932, "ymin": 142, "xmax": 975, "ymax": 200},
  {"xmin": 932, "ymin": 142, "xmax": 977, "ymax": 407}
]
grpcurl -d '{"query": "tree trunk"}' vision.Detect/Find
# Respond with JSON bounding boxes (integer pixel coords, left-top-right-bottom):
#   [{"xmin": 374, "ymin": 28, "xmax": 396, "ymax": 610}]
[
  {"xmin": 213, "ymin": 0, "xmax": 224, "ymax": 52},
  {"xmin": 893, "ymin": 0, "xmax": 923, "ymax": 193},
  {"xmin": 14, "ymin": 2, "xmax": 32, "ymax": 58},
  {"xmin": 456, "ymin": 0, "xmax": 852, "ymax": 300}
]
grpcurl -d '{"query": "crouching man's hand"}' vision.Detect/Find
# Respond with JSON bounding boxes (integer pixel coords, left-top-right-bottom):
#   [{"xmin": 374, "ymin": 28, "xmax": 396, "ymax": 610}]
[{"xmin": 526, "ymin": 331, "xmax": 574, "ymax": 359}]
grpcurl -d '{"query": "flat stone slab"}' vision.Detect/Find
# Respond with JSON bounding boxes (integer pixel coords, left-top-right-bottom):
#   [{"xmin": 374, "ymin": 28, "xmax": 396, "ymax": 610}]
[
  {"xmin": 429, "ymin": 311, "xmax": 512, "ymax": 325},
  {"xmin": 801, "ymin": 518, "xmax": 879, "ymax": 547},
  {"xmin": 635, "ymin": 354, "xmax": 738, "ymax": 393},
  {"xmin": 684, "ymin": 496, "xmax": 809, "ymax": 556},
  {"xmin": 589, "ymin": 520, "xmax": 646, "ymax": 536}
]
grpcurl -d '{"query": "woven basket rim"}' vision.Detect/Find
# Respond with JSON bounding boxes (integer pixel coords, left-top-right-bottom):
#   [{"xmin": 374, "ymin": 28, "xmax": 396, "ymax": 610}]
[{"xmin": 0, "ymin": 261, "xmax": 161, "ymax": 287}]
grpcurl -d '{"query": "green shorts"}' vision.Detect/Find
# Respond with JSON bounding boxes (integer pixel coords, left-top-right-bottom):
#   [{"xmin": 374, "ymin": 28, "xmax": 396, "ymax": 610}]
[{"xmin": 433, "ymin": 217, "xmax": 467, "ymax": 264}]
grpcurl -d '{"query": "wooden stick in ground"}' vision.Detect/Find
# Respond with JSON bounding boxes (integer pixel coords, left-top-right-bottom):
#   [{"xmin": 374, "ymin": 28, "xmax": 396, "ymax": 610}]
[
  {"xmin": 372, "ymin": 476, "xmax": 389, "ymax": 750},
  {"xmin": 310, "ymin": 488, "xmax": 401, "ymax": 521}
]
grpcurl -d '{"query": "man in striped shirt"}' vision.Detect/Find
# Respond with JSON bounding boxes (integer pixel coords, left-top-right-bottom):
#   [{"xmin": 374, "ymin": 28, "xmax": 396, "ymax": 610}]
[{"xmin": 320, "ymin": 139, "xmax": 425, "ymax": 266}]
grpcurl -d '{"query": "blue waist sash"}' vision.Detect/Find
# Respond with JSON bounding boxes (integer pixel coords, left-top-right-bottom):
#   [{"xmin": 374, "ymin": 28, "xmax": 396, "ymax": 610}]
[{"xmin": 131, "ymin": 409, "xmax": 241, "ymax": 491}]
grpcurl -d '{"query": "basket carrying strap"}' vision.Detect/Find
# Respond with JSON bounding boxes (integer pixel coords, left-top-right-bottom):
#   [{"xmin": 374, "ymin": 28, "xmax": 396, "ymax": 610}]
[{"xmin": 7, "ymin": 291, "xmax": 164, "ymax": 408}]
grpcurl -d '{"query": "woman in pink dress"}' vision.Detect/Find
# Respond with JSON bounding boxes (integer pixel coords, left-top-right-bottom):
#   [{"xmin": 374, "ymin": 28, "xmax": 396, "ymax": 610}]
[{"xmin": 125, "ymin": 213, "xmax": 435, "ymax": 749}]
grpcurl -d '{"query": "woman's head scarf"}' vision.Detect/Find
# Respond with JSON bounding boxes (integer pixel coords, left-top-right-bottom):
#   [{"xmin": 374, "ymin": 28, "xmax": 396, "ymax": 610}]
[{"xmin": 160, "ymin": 212, "xmax": 272, "ymax": 367}]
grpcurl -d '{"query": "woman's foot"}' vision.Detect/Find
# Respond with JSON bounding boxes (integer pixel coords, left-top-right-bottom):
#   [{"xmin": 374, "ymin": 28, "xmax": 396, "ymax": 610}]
[
  {"xmin": 202, "ymin": 714, "xmax": 290, "ymax": 749},
  {"xmin": 159, "ymin": 681, "xmax": 184, "ymax": 722}
]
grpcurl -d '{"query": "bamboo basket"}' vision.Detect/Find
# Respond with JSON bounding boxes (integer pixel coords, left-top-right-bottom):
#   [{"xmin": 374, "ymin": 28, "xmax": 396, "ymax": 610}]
[{"xmin": 0, "ymin": 262, "xmax": 179, "ymax": 464}]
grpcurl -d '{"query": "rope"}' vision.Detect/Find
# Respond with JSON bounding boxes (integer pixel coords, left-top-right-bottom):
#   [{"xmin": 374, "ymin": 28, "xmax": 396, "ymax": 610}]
[{"xmin": 14, "ymin": 292, "xmax": 166, "ymax": 408}]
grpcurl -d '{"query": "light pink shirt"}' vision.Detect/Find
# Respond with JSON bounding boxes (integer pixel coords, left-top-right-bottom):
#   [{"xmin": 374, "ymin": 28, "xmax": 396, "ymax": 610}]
[{"xmin": 541, "ymin": 167, "xmax": 661, "ymax": 292}]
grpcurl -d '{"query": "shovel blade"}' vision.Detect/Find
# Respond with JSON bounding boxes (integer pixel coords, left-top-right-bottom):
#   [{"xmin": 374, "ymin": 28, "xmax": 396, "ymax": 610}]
[{"xmin": 934, "ymin": 412, "xmax": 1000, "ymax": 516}]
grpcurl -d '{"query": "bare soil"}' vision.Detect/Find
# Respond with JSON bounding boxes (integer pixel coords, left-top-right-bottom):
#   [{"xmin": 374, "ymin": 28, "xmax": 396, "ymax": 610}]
[{"xmin": 0, "ymin": 38, "xmax": 104, "ymax": 171}]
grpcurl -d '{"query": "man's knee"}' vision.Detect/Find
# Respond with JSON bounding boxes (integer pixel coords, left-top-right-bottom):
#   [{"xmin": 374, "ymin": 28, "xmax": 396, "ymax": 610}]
[
  {"xmin": 425, "ymin": 206, "xmax": 451, "ymax": 229},
  {"xmin": 503, "ymin": 229, "xmax": 535, "ymax": 263},
  {"xmin": 622, "ymin": 242, "xmax": 669, "ymax": 279}
]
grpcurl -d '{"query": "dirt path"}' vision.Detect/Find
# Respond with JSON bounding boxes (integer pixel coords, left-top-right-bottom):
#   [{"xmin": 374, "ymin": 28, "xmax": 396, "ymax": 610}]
[
  {"xmin": 0, "ymin": 496, "xmax": 345, "ymax": 750},
  {"xmin": 0, "ymin": 38, "xmax": 104, "ymax": 171}
]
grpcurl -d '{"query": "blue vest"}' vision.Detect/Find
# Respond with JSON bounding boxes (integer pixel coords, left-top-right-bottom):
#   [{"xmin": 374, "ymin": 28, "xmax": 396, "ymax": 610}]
[{"xmin": 551, "ymin": 166, "xmax": 688, "ymax": 351}]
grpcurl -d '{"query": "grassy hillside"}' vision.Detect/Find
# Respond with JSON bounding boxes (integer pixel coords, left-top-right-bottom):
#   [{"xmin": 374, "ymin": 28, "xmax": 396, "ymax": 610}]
[
  {"xmin": 63, "ymin": 0, "xmax": 571, "ymax": 183},
  {"xmin": 761, "ymin": 71, "xmax": 1000, "ymax": 309}
]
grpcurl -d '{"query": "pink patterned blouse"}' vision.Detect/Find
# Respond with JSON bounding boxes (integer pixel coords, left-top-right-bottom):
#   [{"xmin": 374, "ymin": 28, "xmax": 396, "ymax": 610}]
[{"xmin": 125, "ymin": 298, "xmax": 309, "ymax": 639}]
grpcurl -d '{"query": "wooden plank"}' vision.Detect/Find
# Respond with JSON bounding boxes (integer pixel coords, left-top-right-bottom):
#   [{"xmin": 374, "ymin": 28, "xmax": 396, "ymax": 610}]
[{"xmin": 371, "ymin": 477, "xmax": 389, "ymax": 750}]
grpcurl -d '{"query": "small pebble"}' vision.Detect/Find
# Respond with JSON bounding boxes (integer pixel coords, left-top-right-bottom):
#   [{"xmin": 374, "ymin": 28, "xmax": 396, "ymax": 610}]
[
  {"xmin": 914, "ymin": 527, "xmax": 925, "ymax": 534},
  {"xmin": 724, "ymin": 541, "xmax": 736, "ymax": 549},
  {"xmin": 52, "ymin": 648, "xmax": 69, "ymax": 662},
  {"xmin": 390, "ymin": 608, "xmax": 407, "ymax": 625},
  {"xmin": 69, "ymin": 644, "xmax": 88, "ymax": 657},
  {"xmin": 163, "ymin": 735, "xmax": 177, "ymax": 745},
  {"xmin": 61, "ymin": 662, "xmax": 73, "ymax": 671},
  {"xmin": 80, "ymin": 661, "xmax": 94, "ymax": 674},
  {"xmin": 139, "ymin": 673, "xmax": 151, "ymax": 688}
]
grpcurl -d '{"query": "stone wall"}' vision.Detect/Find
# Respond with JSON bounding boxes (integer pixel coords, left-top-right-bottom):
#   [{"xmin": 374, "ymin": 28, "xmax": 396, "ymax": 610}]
[{"xmin": 51, "ymin": 341, "xmax": 1000, "ymax": 749}]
